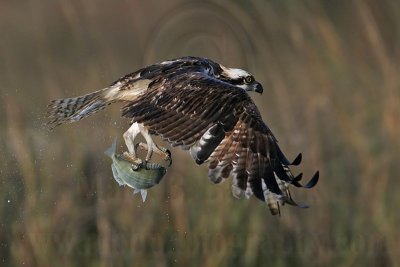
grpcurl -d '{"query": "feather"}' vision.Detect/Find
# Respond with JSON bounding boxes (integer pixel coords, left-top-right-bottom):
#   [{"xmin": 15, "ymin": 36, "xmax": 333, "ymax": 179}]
[{"xmin": 46, "ymin": 87, "xmax": 112, "ymax": 129}]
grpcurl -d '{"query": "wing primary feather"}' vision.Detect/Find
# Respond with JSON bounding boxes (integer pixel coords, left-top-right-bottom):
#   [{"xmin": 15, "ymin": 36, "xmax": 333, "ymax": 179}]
[
  {"xmin": 263, "ymin": 165, "xmax": 282, "ymax": 195},
  {"xmin": 302, "ymin": 171, "xmax": 319, "ymax": 188},
  {"xmin": 190, "ymin": 123, "xmax": 226, "ymax": 164},
  {"xmin": 274, "ymin": 163, "xmax": 294, "ymax": 183},
  {"xmin": 275, "ymin": 144, "xmax": 291, "ymax": 165},
  {"xmin": 291, "ymin": 153, "xmax": 302, "ymax": 166},
  {"xmin": 291, "ymin": 171, "xmax": 319, "ymax": 188},
  {"xmin": 248, "ymin": 155, "xmax": 265, "ymax": 201}
]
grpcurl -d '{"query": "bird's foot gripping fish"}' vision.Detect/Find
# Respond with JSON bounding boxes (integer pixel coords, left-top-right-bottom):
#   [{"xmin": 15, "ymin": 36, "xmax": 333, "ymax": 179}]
[
  {"xmin": 104, "ymin": 138, "xmax": 167, "ymax": 202},
  {"xmin": 136, "ymin": 142, "xmax": 172, "ymax": 166}
]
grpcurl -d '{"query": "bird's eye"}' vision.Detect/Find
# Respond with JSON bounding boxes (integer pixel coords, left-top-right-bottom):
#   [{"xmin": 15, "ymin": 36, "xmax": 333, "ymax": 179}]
[{"xmin": 244, "ymin": 76, "xmax": 254, "ymax": 84}]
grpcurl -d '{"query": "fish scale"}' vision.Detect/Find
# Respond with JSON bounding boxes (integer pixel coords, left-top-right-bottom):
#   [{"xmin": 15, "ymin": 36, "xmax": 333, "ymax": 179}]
[{"xmin": 104, "ymin": 138, "xmax": 167, "ymax": 202}]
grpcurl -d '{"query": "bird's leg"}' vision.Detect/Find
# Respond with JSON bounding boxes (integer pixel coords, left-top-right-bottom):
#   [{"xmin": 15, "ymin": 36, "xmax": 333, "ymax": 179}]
[
  {"xmin": 137, "ymin": 124, "xmax": 172, "ymax": 165},
  {"xmin": 120, "ymin": 152, "xmax": 143, "ymax": 170},
  {"xmin": 122, "ymin": 122, "xmax": 142, "ymax": 165},
  {"xmin": 123, "ymin": 122, "xmax": 171, "ymax": 165},
  {"xmin": 136, "ymin": 142, "xmax": 172, "ymax": 167}
]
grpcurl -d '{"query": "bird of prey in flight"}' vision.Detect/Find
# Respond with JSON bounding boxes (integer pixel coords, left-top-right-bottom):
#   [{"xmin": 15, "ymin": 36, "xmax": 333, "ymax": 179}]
[{"xmin": 46, "ymin": 56, "xmax": 319, "ymax": 215}]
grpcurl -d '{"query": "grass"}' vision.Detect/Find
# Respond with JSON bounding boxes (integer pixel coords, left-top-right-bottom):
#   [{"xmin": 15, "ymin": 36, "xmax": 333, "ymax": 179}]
[{"xmin": 0, "ymin": 0, "xmax": 399, "ymax": 266}]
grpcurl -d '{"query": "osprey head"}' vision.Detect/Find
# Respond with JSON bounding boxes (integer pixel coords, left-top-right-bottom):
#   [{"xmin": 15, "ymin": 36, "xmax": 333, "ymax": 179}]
[{"xmin": 219, "ymin": 65, "xmax": 263, "ymax": 94}]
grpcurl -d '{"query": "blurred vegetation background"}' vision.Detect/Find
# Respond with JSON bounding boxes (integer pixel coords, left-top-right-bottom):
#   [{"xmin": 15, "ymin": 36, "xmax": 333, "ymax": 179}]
[{"xmin": 1, "ymin": 0, "xmax": 399, "ymax": 266}]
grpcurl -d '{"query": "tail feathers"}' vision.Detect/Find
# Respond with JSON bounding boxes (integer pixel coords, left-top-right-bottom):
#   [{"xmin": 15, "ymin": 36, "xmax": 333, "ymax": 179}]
[{"xmin": 45, "ymin": 88, "xmax": 112, "ymax": 129}]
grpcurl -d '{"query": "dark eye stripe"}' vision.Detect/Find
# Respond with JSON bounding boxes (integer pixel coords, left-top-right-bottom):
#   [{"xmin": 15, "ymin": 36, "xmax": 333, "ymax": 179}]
[
  {"xmin": 230, "ymin": 78, "xmax": 244, "ymax": 85},
  {"xmin": 219, "ymin": 77, "xmax": 251, "ymax": 86}
]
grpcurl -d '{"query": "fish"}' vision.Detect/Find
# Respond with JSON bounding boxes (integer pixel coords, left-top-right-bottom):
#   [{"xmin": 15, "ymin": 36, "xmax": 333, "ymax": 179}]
[{"xmin": 104, "ymin": 138, "xmax": 167, "ymax": 202}]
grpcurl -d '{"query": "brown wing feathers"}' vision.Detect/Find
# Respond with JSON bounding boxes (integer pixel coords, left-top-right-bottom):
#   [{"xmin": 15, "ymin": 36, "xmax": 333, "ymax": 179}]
[
  {"xmin": 121, "ymin": 73, "xmax": 318, "ymax": 214},
  {"xmin": 205, "ymin": 103, "xmax": 318, "ymax": 214}
]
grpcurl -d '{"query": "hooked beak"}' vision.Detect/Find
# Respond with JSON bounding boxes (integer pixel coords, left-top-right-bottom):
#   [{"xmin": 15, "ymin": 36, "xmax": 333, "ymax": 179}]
[{"xmin": 254, "ymin": 82, "xmax": 263, "ymax": 94}]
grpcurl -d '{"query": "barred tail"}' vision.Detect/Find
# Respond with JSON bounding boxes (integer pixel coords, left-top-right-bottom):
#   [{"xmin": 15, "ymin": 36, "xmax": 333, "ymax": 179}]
[{"xmin": 45, "ymin": 87, "xmax": 113, "ymax": 129}]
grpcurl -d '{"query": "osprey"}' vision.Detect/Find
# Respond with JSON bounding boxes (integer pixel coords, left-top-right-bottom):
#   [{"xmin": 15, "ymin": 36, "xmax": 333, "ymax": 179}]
[{"xmin": 46, "ymin": 56, "xmax": 319, "ymax": 215}]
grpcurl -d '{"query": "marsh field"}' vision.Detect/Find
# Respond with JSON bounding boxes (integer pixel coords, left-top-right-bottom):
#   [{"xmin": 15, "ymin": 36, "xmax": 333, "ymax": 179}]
[{"xmin": 1, "ymin": 1, "xmax": 399, "ymax": 266}]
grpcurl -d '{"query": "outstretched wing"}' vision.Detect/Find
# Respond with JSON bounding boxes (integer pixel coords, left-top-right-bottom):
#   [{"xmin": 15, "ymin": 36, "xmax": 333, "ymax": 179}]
[
  {"xmin": 121, "ymin": 72, "xmax": 318, "ymax": 214},
  {"xmin": 207, "ymin": 101, "xmax": 319, "ymax": 214}
]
